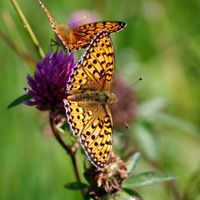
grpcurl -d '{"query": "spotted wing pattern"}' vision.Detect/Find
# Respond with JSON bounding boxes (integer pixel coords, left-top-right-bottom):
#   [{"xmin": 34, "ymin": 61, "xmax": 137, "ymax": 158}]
[
  {"xmin": 68, "ymin": 21, "xmax": 126, "ymax": 51},
  {"xmin": 67, "ymin": 31, "xmax": 114, "ymax": 94},
  {"xmin": 80, "ymin": 103, "xmax": 112, "ymax": 169},
  {"xmin": 64, "ymin": 100, "xmax": 113, "ymax": 169},
  {"xmin": 64, "ymin": 31, "xmax": 114, "ymax": 169},
  {"xmin": 64, "ymin": 100, "xmax": 94, "ymax": 137},
  {"xmin": 39, "ymin": 0, "xmax": 126, "ymax": 52}
]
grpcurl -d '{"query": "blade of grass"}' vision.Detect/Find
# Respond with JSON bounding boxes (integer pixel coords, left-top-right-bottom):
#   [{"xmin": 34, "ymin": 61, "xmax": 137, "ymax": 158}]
[{"xmin": 11, "ymin": 0, "xmax": 45, "ymax": 59}]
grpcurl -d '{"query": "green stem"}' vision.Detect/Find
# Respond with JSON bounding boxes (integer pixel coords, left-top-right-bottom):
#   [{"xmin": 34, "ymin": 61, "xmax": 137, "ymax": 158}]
[
  {"xmin": 0, "ymin": 30, "xmax": 36, "ymax": 66},
  {"xmin": 11, "ymin": 0, "xmax": 45, "ymax": 58},
  {"xmin": 49, "ymin": 113, "xmax": 85, "ymax": 198}
]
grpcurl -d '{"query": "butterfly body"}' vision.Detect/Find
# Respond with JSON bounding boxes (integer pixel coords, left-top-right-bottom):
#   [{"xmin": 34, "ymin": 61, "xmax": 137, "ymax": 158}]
[{"xmin": 67, "ymin": 91, "xmax": 117, "ymax": 105}]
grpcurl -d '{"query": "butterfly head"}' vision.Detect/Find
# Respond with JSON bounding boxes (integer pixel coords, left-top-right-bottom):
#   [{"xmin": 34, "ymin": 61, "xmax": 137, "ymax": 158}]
[{"xmin": 107, "ymin": 92, "xmax": 118, "ymax": 105}]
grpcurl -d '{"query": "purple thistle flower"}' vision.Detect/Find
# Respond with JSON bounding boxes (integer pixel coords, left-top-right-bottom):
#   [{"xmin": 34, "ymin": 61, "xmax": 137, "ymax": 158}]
[{"xmin": 25, "ymin": 50, "xmax": 74, "ymax": 112}]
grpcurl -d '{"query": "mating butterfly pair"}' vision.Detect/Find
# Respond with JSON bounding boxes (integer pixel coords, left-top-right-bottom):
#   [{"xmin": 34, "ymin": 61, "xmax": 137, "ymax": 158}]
[{"xmin": 39, "ymin": 0, "xmax": 126, "ymax": 169}]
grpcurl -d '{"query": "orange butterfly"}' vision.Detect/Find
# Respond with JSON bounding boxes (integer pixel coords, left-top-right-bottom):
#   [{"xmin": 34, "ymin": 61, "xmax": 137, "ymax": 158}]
[
  {"xmin": 38, "ymin": 0, "xmax": 126, "ymax": 52},
  {"xmin": 64, "ymin": 31, "xmax": 116, "ymax": 169}
]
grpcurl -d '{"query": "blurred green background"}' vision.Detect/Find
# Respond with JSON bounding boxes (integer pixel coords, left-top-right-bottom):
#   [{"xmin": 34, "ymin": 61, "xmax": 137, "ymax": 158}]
[{"xmin": 0, "ymin": 0, "xmax": 200, "ymax": 199}]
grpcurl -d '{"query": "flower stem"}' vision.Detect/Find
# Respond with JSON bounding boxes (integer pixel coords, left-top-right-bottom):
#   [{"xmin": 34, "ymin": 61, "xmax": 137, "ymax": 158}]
[
  {"xmin": 70, "ymin": 154, "xmax": 82, "ymax": 183},
  {"xmin": 11, "ymin": 0, "xmax": 45, "ymax": 59},
  {"xmin": 0, "ymin": 30, "xmax": 36, "ymax": 66},
  {"xmin": 49, "ymin": 113, "xmax": 72, "ymax": 154},
  {"xmin": 49, "ymin": 113, "xmax": 84, "ymax": 198}
]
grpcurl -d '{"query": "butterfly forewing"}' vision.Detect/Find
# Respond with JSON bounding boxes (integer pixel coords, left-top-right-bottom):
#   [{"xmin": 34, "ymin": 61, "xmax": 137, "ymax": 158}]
[
  {"xmin": 39, "ymin": 0, "xmax": 126, "ymax": 52},
  {"xmin": 67, "ymin": 31, "xmax": 114, "ymax": 94},
  {"xmin": 38, "ymin": 0, "xmax": 70, "ymax": 51},
  {"xmin": 70, "ymin": 21, "xmax": 126, "ymax": 51}
]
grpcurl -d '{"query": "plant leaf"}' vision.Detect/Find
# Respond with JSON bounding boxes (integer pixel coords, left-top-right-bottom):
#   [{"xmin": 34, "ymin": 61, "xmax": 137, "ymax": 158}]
[
  {"xmin": 122, "ymin": 188, "xmax": 143, "ymax": 200},
  {"xmin": 115, "ymin": 190, "xmax": 143, "ymax": 200},
  {"xmin": 123, "ymin": 171, "xmax": 175, "ymax": 188},
  {"xmin": 64, "ymin": 182, "xmax": 89, "ymax": 190},
  {"xmin": 133, "ymin": 122, "xmax": 159, "ymax": 160},
  {"xmin": 7, "ymin": 94, "xmax": 32, "ymax": 109},
  {"xmin": 126, "ymin": 152, "xmax": 141, "ymax": 175}
]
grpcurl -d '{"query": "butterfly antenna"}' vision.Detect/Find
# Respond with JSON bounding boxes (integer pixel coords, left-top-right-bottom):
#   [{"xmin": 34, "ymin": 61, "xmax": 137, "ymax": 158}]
[
  {"xmin": 38, "ymin": 0, "xmax": 57, "ymax": 28},
  {"xmin": 125, "ymin": 122, "xmax": 129, "ymax": 129},
  {"xmin": 130, "ymin": 77, "xmax": 143, "ymax": 89},
  {"xmin": 119, "ymin": 77, "xmax": 143, "ymax": 129},
  {"xmin": 116, "ymin": 109, "xmax": 129, "ymax": 129},
  {"xmin": 121, "ymin": 77, "xmax": 143, "ymax": 98},
  {"xmin": 38, "ymin": 0, "xmax": 67, "ymax": 47},
  {"xmin": 49, "ymin": 39, "xmax": 60, "ymax": 52}
]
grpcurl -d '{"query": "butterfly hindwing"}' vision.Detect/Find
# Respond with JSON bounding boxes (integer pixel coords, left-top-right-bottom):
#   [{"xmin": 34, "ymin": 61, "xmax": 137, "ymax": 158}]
[
  {"xmin": 79, "ymin": 105, "xmax": 112, "ymax": 169},
  {"xmin": 64, "ymin": 100, "xmax": 97, "ymax": 136},
  {"xmin": 64, "ymin": 98, "xmax": 112, "ymax": 169}
]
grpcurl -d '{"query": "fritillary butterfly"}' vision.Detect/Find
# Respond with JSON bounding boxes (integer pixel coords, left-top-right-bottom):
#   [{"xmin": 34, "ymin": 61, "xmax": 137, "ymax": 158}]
[
  {"xmin": 38, "ymin": 0, "xmax": 126, "ymax": 52},
  {"xmin": 64, "ymin": 31, "xmax": 117, "ymax": 169}
]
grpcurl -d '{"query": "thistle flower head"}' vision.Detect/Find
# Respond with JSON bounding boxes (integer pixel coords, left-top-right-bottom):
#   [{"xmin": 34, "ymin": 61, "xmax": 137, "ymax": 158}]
[
  {"xmin": 25, "ymin": 50, "xmax": 74, "ymax": 113},
  {"xmin": 85, "ymin": 150, "xmax": 128, "ymax": 199}
]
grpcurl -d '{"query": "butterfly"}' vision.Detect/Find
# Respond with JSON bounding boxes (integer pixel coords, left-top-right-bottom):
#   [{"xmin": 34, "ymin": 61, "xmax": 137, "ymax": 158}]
[
  {"xmin": 38, "ymin": 0, "xmax": 126, "ymax": 52},
  {"xmin": 63, "ymin": 30, "xmax": 117, "ymax": 169}
]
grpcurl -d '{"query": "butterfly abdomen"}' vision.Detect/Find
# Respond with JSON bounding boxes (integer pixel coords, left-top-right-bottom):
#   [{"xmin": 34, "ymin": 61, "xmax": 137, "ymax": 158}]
[{"xmin": 67, "ymin": 91, "xmax": 117, "ymax": 105}]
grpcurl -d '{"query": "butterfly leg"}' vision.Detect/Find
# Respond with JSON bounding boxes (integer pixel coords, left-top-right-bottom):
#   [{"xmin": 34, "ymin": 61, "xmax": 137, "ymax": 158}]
[{"xmin": 49, "ymin": 38, "xmax": 60, "ymax": 52}]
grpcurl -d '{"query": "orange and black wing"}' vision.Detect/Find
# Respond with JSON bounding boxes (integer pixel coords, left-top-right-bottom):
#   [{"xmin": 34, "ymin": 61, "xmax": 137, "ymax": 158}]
[{"xmin": 69, "ymin": 21, "xmax": 126, "ymax": 51}]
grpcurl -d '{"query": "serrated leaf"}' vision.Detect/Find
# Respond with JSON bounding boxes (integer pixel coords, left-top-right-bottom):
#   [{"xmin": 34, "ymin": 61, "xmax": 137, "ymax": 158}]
[
  {"xmin": 122, "ymin": 188, "xmax": 143, "ymax": 200},
  {"xmin": 126, "ymin": 152, "xmax": 141, "ymax": 175},
  {"xmin": 64, "ymin": 182, "xmax": 89, "ymax": 190},
  {"xmin": 123, "ymin": 171, "xmax": 175, "ymax": 188},
  {"xmin": 7, "ymin": 94, "xmax": 32, "ymax": 109}
]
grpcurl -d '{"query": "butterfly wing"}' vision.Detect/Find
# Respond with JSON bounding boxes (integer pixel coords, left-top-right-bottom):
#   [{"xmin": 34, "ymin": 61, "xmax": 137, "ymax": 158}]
[
  {"xmin": 80, "ymin": 104, "xmax": 112, "ymax": 169},
  {"xmin": 69, "ymin": 21, "xmax": 126, "ymax": 51},
  {"xmin": 65, "ymin": 30, "xmax": 114, "ymax": 136},
  {"xmin": 39, "ymin": 0, "xmax": 126, "ymax": 52},
  {"xmin": 64, "ymin": 100, "xmax": 95, "ymax": 136},
  {"xmin": 67, "ymin": 30, "xmax": 115, "ymax": 94},
  {"xmin": 39, "ymin": 0, "xmax": 70, "ymax": 51},
  {"xmin": 64, "ymin": 99, "xmax": 112, "ymax": 169}
]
